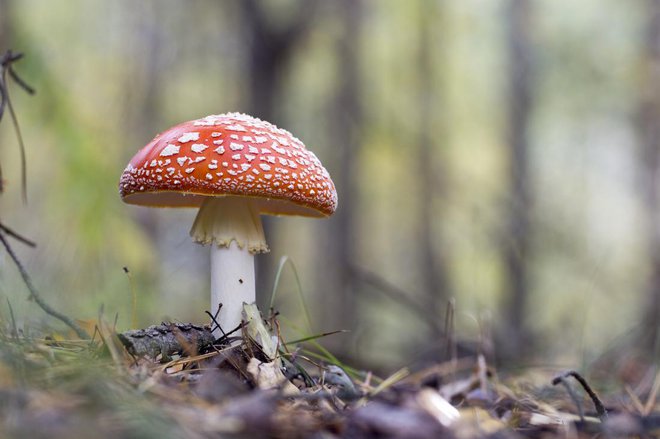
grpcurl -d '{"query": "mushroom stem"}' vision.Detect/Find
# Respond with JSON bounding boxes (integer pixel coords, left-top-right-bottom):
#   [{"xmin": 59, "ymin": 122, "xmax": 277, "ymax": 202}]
[
  {"xmin": 190, "ymin": 196, "xmax": 268, "ymax": 336},
  {"xmin": 210, "ymin": 240, "xmax": 255, "ymax": 335}
]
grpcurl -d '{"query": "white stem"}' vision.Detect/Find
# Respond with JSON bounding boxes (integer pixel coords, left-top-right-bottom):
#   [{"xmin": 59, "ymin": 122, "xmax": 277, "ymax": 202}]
[
  {"xmin": 211, "ymin": 241, "xmax": 255, "ymax": 336},
  {"xmin": 189, "ymin": 196, "xmax": 268, "ymax": 336}
]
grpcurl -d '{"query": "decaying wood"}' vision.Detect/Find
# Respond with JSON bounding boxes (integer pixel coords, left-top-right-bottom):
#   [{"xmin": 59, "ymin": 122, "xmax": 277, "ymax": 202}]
[{"xmin": 118, "ymin": 323, "xmax": 215, "ymax": 359}]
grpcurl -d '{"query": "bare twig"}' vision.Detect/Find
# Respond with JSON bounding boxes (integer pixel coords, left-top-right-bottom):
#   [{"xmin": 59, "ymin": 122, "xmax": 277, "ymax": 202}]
[
  {"xmin": 205, "ymin": 305, "xmax": 226, "ymax": 337},
  {"xmin": 444, "ymin": 298, "xmax": 456, "ymax": 362},
  {"xmin": 4, "ymin": 78, "xmax": 27, "ymax": 203},
  {"xmin": 0, "ymin": 52, "xmax": 33, "ymax": 93},
  {"xmin": 552, "ymin": 370, "xmax": 608, "ymax": 420},
  {"xmin": 5, "ymin": 298, "xmax": 18, "ymax": 340},
  {"xmin": 0, "ymin": 50, "xmax": 34, "ymax": 203},
  {"xmin": 8, "ymin": 66, "xmax": 35, "ymax": 95},
  {"xmin": 644, "ymin": 370, "xmax": 660, "ymax": 416},
  {"xmin": 213, "ymin": 320, "xmax": 246, "ymax": 345},
  {"xmin": 553, "ymin": 374, "xmax": 585, "ymax": 422},
  {"xmin": 0, "ymin": 230, "xmax": 89, "ymax": 339},
  {"xmin": 0, "ymin": 222, "xmax": 36, "ymax": 247}
]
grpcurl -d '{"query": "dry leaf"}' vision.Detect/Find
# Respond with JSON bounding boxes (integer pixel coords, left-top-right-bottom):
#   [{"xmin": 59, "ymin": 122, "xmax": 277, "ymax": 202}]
[{"xmin": 247, "ymin": 357, "xmax": 299, "ymax": 396}]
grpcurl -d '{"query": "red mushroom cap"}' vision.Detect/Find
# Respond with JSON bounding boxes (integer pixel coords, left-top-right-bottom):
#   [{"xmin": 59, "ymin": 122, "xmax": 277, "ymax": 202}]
[{"xmin": 119, "ymin": 113, "xmax": 337, "ymax": 217}]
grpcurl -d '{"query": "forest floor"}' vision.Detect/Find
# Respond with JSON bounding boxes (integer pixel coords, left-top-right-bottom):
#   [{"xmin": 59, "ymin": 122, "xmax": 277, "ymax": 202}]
[{"xmin": 0, "ymin": 304, "xmax": 656, "ymax": 439}]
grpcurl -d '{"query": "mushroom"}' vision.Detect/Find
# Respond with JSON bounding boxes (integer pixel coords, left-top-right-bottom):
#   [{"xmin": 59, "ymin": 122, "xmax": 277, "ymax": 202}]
[{"xmin": 119, "ymin": 113, "xmax": 337, "ymax": 335}]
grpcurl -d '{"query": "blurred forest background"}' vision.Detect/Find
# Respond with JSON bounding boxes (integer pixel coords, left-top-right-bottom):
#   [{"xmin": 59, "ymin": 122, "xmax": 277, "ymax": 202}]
[{"xmin": 0, "ymin": 0, "xmax": 659, "ymax": 372}]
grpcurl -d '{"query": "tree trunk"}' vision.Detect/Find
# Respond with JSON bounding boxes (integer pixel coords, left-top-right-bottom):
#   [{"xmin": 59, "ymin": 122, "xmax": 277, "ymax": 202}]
[
  {"xmin": 0, "ymin": 0, "xmax": 12, "ymax": 51},
  {"xmin": 118, "ymin": 4, "xmax": 171, "ymax": 312},
  {"xmin": 319, "ymin": 0, "xmax": 363, "ymax": 337},
  {"xmin": 639, "ymin": 0, "xmax": 660, "ymax": 353},
  {"xmin": 126, "ymin": 3, "xmax": 165, "ymax": 245},
  {"xmin": 237, "ymin": 0, "xmax": 318, "ymax": 302},
  {"xmin": 417, "ymin": 0, "xmax": 451, "ymax": 339},
  {"xmin": 500, "ymin": 0, "xmax": 534, "ymax": 359}
]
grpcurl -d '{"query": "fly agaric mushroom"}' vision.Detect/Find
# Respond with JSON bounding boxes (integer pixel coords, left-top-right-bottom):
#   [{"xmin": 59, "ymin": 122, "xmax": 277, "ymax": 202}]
[{"xmin": 119, "ymin": 113, "xmax": 337, "ymax": 335}]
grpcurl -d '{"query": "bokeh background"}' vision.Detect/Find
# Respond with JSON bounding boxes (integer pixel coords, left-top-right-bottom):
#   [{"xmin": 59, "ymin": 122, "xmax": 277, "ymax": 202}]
[{"xmin": 0, "ymin": 0, "xmax": 658, "ymax": 371}]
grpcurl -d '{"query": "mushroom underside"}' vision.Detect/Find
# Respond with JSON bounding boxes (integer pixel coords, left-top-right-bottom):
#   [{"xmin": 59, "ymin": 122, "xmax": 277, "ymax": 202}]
[
  {"xmin": 123, "ymin": 191, "xmax": 327, "ymax": 218},
  {"xmin": 190, "ymin": 196, "xmax": 269, "ymax": 254}
]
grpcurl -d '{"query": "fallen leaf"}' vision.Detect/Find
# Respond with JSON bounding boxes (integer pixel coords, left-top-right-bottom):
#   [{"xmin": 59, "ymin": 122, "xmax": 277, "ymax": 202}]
[{"xmin": 247, "ymin": 357, "xmax": 299, "ymax": 396}]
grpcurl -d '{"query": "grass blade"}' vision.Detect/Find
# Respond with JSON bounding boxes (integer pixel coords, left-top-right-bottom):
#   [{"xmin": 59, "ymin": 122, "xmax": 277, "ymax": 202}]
[{"xmin": 269, "ymin": 256, "xmax": 313, "ymax": 333}]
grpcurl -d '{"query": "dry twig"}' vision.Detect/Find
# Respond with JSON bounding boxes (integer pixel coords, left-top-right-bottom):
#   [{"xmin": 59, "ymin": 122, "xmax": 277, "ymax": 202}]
[
  {"xmin": 0, "ymin": 230, "xmax": 89, "ymax": 340},
  {"xmin": 552, "ymin": 370, "xmax": 608, "ymax": 420},
  {"xmin": 0, "ymin": 50, "xmax": 34, "ymax": 201}
]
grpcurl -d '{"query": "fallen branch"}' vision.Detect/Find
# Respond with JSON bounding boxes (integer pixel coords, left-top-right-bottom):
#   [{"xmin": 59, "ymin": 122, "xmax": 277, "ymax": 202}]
[{"xmin": 118, "ymin": 322, "xmax": 215, "ymax": 359}]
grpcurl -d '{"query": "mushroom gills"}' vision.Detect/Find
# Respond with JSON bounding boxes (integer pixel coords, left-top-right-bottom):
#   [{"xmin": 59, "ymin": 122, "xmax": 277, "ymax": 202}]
[{"xmin": 190, "ymin": 196, "xmax": 269, "ymax": 254}]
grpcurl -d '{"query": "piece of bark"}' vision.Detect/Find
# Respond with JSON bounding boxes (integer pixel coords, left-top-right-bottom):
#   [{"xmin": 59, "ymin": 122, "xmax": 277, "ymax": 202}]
[{"xmin": 118, "ymin": 323, "xmax": 215, "ymax": 359}]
